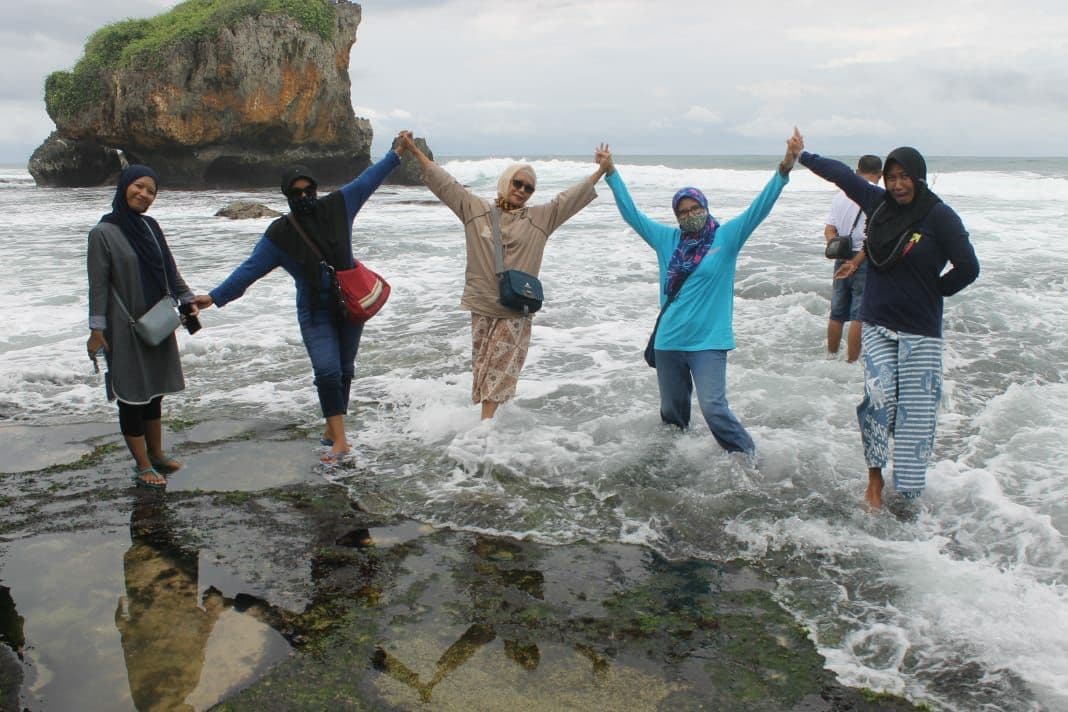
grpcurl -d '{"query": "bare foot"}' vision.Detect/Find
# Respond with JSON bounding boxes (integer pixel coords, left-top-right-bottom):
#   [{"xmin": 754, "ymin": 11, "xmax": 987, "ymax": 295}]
[
  {"xmin": 320, "ymin": 440, "xmax": 352, "ymax": 465},
  {"xmin": 864, "ymin": 468, "xmax": 884, "ymax": 511},
  {"xmin": 149, "ymin": 453, "xmax": 182, "ymax": 474},
  {"xmin": 480, "ymin": 400, "xmax": 500, "ymax": 420}
]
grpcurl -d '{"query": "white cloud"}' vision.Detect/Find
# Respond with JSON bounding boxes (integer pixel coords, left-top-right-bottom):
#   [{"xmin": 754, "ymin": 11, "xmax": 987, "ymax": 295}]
[
  {"xmin": 816, "ymin": 50, "xmax": 890, "ymax": 70},
  {"xmin": 475, "ymin": 119, "xmax": 537, "ymax": 137},
  {"xmin": 730, "ymin": 115, "xmax": 796, "ymax": 140},
  {"xmin": 0, "ymin": 101, "xmax": 54, "ymax": 153},
  {"xmin": 807, "ymin": 115, "xmax": 895, "ymax": 137},
  {"xmin": 462, "ymin": 101, "xmax": 537, "ymax": 111},
  {"xmin": 740, "ymin": 80, "xmax": 823, "ymax": 102},
  {"xmin": 682, "ymin": 106, "xmax": 721, "ymax": 124},
  {"xmin": 352, "ymin": 106, "xmax": 413, "ymax": 120}
]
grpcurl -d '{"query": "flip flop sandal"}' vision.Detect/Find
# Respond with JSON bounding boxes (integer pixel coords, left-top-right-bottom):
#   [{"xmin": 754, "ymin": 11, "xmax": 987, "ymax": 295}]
[
  {"xmin": 319, "ymin": 449, "xmax": 352, "ymax": 466},
  {"xmin": 149, "ymin": 453, "xmax": 182, "ymax": 474},
  {"xmin": 320, "ymin": 437, "xmax": 334, "ymax": 447},
  {"xmin": 131, "ymin": 465, "xmax": 166, "ymax": 490}
]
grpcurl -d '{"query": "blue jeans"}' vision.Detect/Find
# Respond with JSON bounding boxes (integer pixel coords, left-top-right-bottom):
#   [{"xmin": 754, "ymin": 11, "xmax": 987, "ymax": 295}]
[
  {"xmin": 654, "ymin": 349, "xmax": 755, "ymax": 454},
  {"xmin": 830, "ymin": 259, "xmax": 867, "ymax": 322},
  {"xmin": 299, "ymin": 308, "xmax": 363, "ymax": 418}
]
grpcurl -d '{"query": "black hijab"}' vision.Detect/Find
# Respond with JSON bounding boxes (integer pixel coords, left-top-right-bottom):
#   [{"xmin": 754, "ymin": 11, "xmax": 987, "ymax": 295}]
[
  {"xmin": 865, "ymin": 147, "xmax": 942, "ymax": 271},
  {"xmin": 265, "ymin": 165, "xmax": 350, "ymax": 306},
  {"xmin": 100, "ymin": 165, "xmax": 181, "ymax": 306}
]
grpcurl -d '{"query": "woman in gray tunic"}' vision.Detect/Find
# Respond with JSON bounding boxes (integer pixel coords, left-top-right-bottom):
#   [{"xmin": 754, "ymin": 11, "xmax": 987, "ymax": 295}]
[{"xmin": 86, "ymin": 165, "xmax": 198, "ymax": 489}]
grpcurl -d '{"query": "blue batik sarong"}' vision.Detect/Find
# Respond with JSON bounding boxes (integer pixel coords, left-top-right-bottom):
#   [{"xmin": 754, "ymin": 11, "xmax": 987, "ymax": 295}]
[{"xmin": 858, "ymin": 324, "xmax": 943, "ymax": 496}]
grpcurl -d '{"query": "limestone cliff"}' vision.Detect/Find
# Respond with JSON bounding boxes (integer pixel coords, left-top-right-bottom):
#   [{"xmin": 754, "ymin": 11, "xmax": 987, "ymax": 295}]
[{"xmin": 29, "ymin": 1, "xmax": 373, "ymax": 188}]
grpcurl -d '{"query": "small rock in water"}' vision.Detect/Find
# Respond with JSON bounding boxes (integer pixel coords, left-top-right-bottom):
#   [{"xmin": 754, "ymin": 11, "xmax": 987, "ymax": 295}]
[{"xmin": 215, "ymin": 201, "xmax": 280, "ymax": 220}]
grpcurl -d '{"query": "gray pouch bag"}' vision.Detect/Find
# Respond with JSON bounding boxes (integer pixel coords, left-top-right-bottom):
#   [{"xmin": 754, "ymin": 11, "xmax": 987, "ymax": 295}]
[
  {"xmin": 112, "ymin": 289, "xmax": 180, "ymax": 347},
  {"xmin": 132, "ymin": 297, "xmax": 181, "ymax": 346}
]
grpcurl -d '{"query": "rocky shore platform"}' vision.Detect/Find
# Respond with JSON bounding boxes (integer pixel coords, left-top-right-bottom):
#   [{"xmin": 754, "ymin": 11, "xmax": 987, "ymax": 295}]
[{"xmin": 0, "ymin": 420, "xmax": 920, "ymax": 711}]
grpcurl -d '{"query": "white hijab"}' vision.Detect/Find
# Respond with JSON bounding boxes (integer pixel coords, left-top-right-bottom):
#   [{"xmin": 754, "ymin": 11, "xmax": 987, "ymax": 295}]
[{"xmin": 496, "ymin": 163, "xmax": 537, "ymax": 202}]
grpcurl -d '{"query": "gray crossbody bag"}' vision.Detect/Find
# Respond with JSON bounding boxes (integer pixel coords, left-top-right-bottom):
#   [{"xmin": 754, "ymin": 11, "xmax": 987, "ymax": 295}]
[{"xmin": 112, "ymin": 220, "xmax": 181, "ymax": 346}]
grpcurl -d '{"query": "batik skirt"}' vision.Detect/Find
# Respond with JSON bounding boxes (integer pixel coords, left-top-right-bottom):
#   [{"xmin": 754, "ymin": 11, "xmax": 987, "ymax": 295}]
[{"xmin": 471, "ymin": 313, "xmax": 533, "ymax": 404}]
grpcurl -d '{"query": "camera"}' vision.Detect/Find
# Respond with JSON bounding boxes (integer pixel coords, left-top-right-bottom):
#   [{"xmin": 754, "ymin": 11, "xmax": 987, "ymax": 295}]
[{"xmin": 178, "ymin": 302, "xmax": 202, "ymax": 335}]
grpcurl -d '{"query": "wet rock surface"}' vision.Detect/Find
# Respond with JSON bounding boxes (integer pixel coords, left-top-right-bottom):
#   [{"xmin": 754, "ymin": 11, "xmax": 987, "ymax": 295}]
[
  {"xmin": 214, "ymin": 202, "xmax": 282, "ymax": 220},
  {"xmin": 26, "ymin": 132, "xmax": 125, "ymax": 187},
  {"xmin": 0, "ymin": 421, "xmax": 921, "ymax": 711}
]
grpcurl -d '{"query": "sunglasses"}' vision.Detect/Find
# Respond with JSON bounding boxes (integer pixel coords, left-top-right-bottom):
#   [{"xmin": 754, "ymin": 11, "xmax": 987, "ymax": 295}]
[
  {"xmin": 511, "ymin": 178, "xmax": 535, "ymax": 195},
  {"xmin": 676, "ymin": 205, "xmax": 706, "ymax": 218},
  {"xmin": 289, "ymin": 186, "xmax": 316, "ymax": 198}
]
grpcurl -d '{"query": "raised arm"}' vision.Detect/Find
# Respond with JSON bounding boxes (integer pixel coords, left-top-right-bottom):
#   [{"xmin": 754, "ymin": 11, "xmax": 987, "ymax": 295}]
[
  {"xmin": 402, "ymin": 132, "xmax": 432, "ymax": 173},
  {"xmin": 800, "ymin": 149, "xmax": 884, "ymax": 215},
  {"xmin": 779, "ymin": 126, "xmax": 803, "ymax": 176},
  {"xmin": 532, "ymin": 150, "xmax": 608, "ymax": 235},
  {"xmin": 402, "ymin": 133, "xmax": 484, "ymax": 223},
  {"xmin": 597, "ymin": 145, "xmax": 670, "ymax": 246},
  {"xmin": 728, "ymin": 127, "xmax": 803, "ymax": 245},
  {"xmin": 338, "ymin": 130, "xmax": 409, "ymax": 222}
]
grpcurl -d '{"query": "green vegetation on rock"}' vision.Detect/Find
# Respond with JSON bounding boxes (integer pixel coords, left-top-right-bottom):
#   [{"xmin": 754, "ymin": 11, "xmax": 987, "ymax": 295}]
[{"xmin": 45, "ymin": 0, "xmax": 337, "ymax": 121}]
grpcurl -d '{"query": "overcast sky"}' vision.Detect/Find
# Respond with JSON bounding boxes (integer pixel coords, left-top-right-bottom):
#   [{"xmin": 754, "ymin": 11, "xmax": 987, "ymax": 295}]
[{"xmin": 3, "ymin": 0, "xmax": 1068, "ymax": 163}]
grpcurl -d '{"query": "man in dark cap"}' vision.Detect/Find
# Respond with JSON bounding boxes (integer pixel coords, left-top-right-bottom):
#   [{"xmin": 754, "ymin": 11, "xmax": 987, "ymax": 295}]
[{"xmin": 800, "ymin": 143, "xmax": 979, "ymax": 509}]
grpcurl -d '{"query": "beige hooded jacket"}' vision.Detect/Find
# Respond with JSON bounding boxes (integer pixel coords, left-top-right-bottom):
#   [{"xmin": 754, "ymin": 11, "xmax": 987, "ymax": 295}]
[{"xmin": 422, "ymin": 161, "xmax": 597, "ymax": 318}]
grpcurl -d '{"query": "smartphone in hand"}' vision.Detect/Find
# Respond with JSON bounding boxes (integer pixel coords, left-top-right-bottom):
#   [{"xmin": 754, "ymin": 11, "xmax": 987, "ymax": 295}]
[{"xmin": 178, "ymin": 302, "xmax": 202, "ymax": 335}]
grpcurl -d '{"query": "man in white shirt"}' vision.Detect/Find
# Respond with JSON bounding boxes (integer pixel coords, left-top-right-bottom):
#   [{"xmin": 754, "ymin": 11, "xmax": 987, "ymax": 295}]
[{"xmin": 825, "ymin": 155, "xmax": 882, "ymax": 362}]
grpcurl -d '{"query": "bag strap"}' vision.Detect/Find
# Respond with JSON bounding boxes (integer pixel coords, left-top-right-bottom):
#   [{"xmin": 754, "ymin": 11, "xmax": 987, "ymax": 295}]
[
  {"xmin": 139, "ymin": 217, "xmax": 177, "ymax": 302},
  {"xmin": 490, "ymin": 206, "xmax": 505, "ymax": 277},
  {"xmin": 845, "ymin": 206, "xmax": 863, "ymax": 240},
  {"xmin": 286, "ymin": 213, "xmax": 327, "ymax": 263},
  {"xmin": 648, "ymin": 267, "xmax": 696, "ymax": 344},
  {"xmin": 659, "ymin": 271, "xmax": 692, "ymax": 313},
  {"xmin": 109, "ymin": 287, "xmax": 137, "ymax": 325}
]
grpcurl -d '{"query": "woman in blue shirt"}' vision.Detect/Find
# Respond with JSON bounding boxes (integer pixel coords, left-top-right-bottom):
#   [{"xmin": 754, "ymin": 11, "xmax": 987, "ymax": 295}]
[
  {"xmin": 596, "ymin": 129, "xmax": 803, "ymax": 455},
  {"xmin": 194, "ymin": 133, "xmax": 409, "ymax": 465}
]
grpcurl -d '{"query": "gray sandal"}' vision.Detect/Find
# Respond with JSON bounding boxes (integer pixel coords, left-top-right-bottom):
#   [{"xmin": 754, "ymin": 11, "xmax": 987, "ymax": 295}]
[{"xmin": 131, "ymin": 465, "xmax": 166, "ymax": 490}]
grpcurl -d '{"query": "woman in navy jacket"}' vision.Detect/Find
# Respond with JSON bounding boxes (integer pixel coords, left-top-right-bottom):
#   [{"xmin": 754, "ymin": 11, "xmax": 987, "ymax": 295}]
[{"xmin": 800, "ymin": 145, "xmax": 979, "ymax": 509}]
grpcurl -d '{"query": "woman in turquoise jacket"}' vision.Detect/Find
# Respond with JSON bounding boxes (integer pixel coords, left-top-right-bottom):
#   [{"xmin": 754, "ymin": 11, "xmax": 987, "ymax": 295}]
[{"xmin": 596, "ymin": 129, "xmax": 803, "ymax": 454}]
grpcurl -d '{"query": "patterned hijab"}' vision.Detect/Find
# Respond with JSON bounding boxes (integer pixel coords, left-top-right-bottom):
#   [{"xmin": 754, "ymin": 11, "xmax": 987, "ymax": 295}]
[
  {"xmin": 665, "ymin": 187, "xmax": 720, "ymax": 297},
  {"xmin": 99, "ymin": 164, "xmax": 180, "ymax": 307}
]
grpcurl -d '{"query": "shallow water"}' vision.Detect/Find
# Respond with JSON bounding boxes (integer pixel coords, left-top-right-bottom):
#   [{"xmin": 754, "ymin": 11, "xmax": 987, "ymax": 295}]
[{"xmin": 1, "ymin": 156, "xmax": 1067, "ymax": 710}]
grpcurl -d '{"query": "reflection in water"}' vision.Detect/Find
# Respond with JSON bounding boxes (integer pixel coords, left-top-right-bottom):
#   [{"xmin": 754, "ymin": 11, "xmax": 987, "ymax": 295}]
[
  {"xmin": 374, "ymin": 624, "xmax": 497, "ymax": 703},
  {"xmin": 0, "ymin": 584, "xmax": 26, "ymax": 658},
  {"xmin": 0, "ymin": 584, "xmax": 26, "ymax": 711},
  {"xmin": 115, "ymin": 498, "xmax": 226, "ymax": 712},
  {"xmin": 373, "ymin": 535, "xmax": 604, "ymax": 703}
]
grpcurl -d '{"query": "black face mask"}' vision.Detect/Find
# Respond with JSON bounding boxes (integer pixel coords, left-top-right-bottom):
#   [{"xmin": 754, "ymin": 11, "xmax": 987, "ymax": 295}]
[{"xmin": 288, "ymin": 192, "xmax": 317, "ymax": 214}]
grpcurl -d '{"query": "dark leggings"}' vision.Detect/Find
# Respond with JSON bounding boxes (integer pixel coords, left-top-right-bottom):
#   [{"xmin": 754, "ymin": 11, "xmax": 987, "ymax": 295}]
[{"xmin": 117, "ymin": 397, "xmax": 163, "ymax": 437}]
